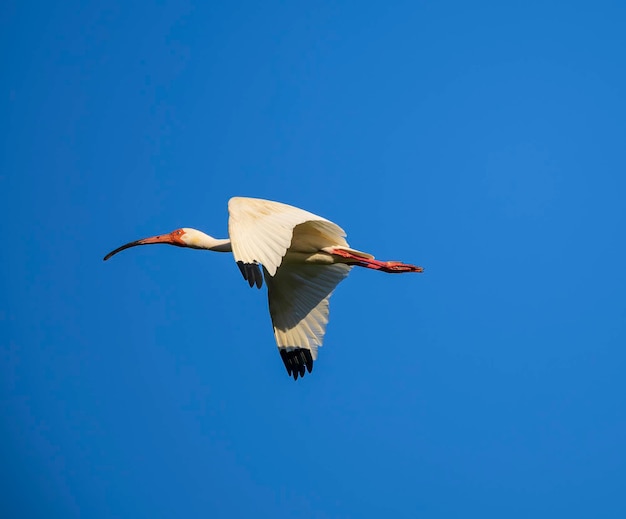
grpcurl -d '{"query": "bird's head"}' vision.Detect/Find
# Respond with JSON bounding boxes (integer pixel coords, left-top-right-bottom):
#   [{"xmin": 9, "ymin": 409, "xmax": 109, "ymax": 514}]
[{"xmin": 103, "ymin": 227, "xmax": 218, "ymax": 261}]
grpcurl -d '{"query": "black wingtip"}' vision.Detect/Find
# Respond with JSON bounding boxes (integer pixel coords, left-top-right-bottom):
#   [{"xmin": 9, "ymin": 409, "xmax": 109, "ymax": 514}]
[
  {"xmin": 279, "ymin": 349, "xmax": 314, "ymax": 380},
  {"xmin": 236, "ymin": 261, "xmax": 263, "ymax": 289}
]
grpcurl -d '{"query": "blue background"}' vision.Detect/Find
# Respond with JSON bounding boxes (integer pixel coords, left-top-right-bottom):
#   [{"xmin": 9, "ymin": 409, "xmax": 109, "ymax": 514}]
[{"xmin": 2, "ymin": 1, "xmax": 625, "ymax": 517}]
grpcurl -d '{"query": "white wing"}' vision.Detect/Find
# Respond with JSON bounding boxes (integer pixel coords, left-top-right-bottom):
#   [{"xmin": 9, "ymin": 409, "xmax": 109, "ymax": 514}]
[
  {"xmin": 264, "ymin": 263, "xmax": 352, "ymax": 379},
  {"xmin": 228, "ymin": 197, "xmax": 348, "ymax": 279}
]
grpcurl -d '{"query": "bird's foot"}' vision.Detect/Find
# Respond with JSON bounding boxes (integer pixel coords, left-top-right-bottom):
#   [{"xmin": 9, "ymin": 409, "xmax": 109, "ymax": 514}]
[{"xmin": 379, "ymin": 261, "xmax": 424, "ymax": 273}]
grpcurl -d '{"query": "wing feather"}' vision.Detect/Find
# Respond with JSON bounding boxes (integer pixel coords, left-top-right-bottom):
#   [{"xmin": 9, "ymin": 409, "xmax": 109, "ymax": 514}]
[
  {"xmin": 228, "ymin": 197, "xmax": 348, "ymax": 277},
  {"xmin": 264, "ymin": 263, "xmax": 352, "ymax": 370}
]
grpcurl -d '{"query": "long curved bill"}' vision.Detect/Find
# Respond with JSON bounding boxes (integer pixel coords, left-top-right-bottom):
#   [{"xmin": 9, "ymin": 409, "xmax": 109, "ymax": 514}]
[{"xmin": 103, "ymin": 233, "xmax": 179, "ymax": 261}]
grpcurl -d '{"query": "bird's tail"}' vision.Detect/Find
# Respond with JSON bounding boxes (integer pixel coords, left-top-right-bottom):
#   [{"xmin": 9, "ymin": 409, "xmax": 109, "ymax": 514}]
[{"xmin": 328, "ymin": 247, "xmax": 424, "ymax": 273}]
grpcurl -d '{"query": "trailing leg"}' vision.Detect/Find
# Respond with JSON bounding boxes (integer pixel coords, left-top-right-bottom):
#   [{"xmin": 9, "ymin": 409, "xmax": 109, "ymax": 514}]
[{"xmin": 328, "ymin": 247, "xmax": 424, "ymax": 273}]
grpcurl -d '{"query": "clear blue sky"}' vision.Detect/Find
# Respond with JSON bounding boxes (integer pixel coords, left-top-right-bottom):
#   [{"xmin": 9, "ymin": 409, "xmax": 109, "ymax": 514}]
[{"xmin": 2, "ymin": 1, "xmax": 625, "ymax": 517}]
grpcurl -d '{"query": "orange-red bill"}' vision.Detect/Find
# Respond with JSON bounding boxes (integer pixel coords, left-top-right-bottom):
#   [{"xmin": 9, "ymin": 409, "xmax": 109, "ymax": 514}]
[{"xmin": 103, "ymin": 232, "xmax": 182, "ymax": 261}]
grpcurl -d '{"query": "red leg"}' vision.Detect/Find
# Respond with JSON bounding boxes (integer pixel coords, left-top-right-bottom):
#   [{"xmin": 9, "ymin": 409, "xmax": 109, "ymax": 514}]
[{"xmin": 330, "ymin": 248, "xmax": 424, "ymax": 273}]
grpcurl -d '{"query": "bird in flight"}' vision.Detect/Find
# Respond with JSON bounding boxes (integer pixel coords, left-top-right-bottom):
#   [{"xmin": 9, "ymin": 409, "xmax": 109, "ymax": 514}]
[{"xmin": 104, "ymin": 197, "xmax": 423, "ymax": 380}]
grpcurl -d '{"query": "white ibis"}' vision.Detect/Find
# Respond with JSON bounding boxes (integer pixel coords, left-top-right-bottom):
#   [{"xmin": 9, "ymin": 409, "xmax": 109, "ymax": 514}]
[{"xmin": 104, "ymin": 197, "xmax": 423, "ymax": 380}]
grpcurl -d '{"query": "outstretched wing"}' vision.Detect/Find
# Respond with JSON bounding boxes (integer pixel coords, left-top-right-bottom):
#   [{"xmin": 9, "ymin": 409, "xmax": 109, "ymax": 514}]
[
  {"xmin": 228, "ymin": 197, "xmax": 348, "ymax": 287},
  {"xmin": 264, "ymin": 263, "xmax": 352, "ymax": 379}
]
